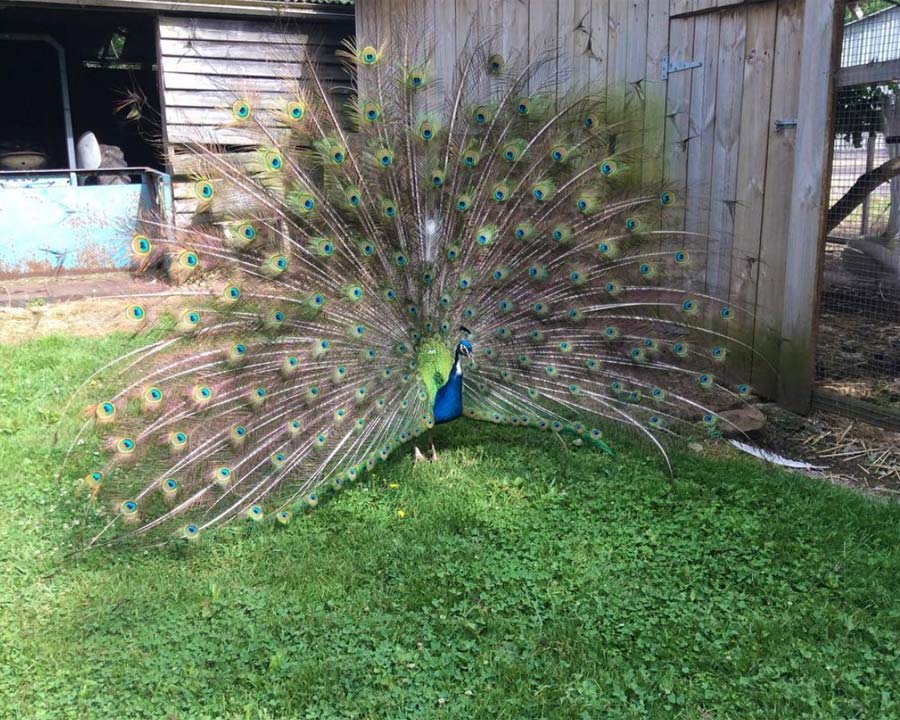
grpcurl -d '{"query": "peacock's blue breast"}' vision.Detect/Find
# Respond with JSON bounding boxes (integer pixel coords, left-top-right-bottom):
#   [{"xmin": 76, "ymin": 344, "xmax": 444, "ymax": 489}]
[{"xmin": 433, "ymin": 371, "xmax": 464, "ymax": 424}]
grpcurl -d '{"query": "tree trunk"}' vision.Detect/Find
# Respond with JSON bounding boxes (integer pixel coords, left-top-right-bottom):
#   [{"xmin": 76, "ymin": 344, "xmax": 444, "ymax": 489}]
[{"xmin": 826, "ymin": 155, "xmax": 900, "ymax": 233}]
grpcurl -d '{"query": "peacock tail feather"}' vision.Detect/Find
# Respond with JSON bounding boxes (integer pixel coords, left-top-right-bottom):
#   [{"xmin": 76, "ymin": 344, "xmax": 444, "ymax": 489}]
[{"xmin": 65, "ymin": 32, "xmax": 762, "ymax": 547}]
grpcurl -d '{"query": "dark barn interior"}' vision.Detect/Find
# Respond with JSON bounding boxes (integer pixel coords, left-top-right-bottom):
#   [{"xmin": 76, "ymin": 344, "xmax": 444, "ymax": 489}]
[{"xmin": 0, "ymin": 6, "xmax": 162, "ymax": 172}]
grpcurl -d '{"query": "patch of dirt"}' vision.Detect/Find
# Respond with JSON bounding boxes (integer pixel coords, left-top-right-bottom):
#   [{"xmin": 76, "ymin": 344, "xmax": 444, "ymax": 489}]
[
  {"xmin": 740, "ymin": 404, "xmax": 900, "ymax": 499},
  {"xmin": 0, "ymin": 272, "xmax": 177, "ymax": 344}
]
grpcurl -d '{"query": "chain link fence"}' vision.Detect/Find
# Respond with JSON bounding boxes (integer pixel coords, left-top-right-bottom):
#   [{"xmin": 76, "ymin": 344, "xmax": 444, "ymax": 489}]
[{"xmin": 817, "ymin": 1, "xmax": 900, "ymax": 418}]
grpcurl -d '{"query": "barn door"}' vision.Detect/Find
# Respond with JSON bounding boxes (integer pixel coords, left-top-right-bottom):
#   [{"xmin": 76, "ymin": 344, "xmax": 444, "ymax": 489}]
[{"xmin": 662, "ymin": 0, "xmax": 804, "ymax": 396}]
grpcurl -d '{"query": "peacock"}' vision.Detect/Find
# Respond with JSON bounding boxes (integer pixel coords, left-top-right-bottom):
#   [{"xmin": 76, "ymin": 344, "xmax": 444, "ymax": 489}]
[{"xmin": 66, "ymin": 33, "xmax": 761, "ymax": 547}]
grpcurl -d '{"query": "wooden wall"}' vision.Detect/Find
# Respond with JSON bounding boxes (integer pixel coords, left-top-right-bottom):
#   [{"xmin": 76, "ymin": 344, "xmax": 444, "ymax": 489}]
[
  {"xmin": 157, "ymin": 14, "xmax": 353, "ymax": 225},
  {"xmin": 356, "ymin": 0, "xmax": 841, "ymax": 406}
]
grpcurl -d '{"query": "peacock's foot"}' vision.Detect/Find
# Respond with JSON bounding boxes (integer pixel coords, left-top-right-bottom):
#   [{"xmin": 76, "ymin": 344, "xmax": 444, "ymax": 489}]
[{"xmin": 413, "ymin": 445, "xmax": 439, "ymax": 463}]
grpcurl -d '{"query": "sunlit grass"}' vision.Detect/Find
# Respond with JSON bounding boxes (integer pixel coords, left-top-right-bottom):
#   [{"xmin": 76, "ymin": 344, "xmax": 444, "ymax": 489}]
[{"xmin": 1, "ymin": 335, "xmax": 900, "ymax": 719}]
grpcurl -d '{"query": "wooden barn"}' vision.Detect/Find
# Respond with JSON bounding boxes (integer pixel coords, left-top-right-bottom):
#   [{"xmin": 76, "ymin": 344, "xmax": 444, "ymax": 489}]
[
  {"xmin": 355, "ymin": 0, "xmax": 846, "ymax": 411},
  {"xmin": 0, "ymin": 0, "xmax": 353, "ymax": 270}
]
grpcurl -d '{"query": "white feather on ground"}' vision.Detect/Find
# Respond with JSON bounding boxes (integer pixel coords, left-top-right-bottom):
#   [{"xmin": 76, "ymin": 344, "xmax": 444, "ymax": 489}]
[{"xmin": 728, "ymin": 439, "xmax": 828, "ymax": 471}]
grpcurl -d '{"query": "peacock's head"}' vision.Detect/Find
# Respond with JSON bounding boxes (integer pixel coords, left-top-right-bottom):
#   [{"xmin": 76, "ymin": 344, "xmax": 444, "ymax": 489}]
[{"xmin": 457, "ymin": 338, "xmax": 473, "ymax": 358}]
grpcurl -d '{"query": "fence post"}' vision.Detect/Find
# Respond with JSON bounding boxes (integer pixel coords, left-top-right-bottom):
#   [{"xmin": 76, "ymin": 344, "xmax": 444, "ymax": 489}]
[{"xmin": 778, "ymin": 0, "xmax": 844, "ymax": 414}]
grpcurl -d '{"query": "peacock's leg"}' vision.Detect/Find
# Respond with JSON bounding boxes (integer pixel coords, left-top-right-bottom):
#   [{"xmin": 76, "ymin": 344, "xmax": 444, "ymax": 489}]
[{"xmin": 414, "ymin": 446, "xmax": 429, "ymax": 463}]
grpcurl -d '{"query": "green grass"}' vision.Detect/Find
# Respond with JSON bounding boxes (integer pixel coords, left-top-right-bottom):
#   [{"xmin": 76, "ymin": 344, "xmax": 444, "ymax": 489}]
[{"xmin": 2, "ymin": 335, "xmax": 900, "ymax": 719}]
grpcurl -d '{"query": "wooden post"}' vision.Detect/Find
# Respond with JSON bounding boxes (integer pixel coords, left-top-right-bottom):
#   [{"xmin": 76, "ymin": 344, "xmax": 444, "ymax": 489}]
[
  {"xmin": 778, "ymin": 0, "xmax": 844, "ymax": 414},
  {"xmin": 860, "ymin": 131, "xmax": 876, "ymax": 235}
]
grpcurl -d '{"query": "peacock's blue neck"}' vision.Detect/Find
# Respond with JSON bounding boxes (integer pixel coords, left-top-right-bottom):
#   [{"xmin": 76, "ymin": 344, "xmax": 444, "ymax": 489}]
[{"xmin": 432, "ymin": 350, "xmax": 465, "ymax": 424}]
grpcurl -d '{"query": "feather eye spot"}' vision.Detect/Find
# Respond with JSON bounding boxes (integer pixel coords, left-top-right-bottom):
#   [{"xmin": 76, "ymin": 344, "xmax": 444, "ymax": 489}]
[
  {"xmin": 660, "ymin": 191, "xmax": 675, "ymax": 206},
  {"xmin": 360, "ymin": 45, "xmax": 379, "ymax": 65},
  {"xmin": 232, "ymin": 100, "xmax": 251, "ymax": 120},
  {"xmin": 96, "ymin": 401, "xmax": 116, "ymax": 419},
  {"xmin": 673, "ymin": 342, "xmax": 689, "ymax": 358},
  {"xmin": 674, "ymin": 250, "xmax": 688, "ymax": 264},
  {"xmin": 121, "ymin": 500, "xmax": 138, "ymax": 515},
  {"xmin": 720, "ymin": 306, "xmax": 733, "ymax": 320},
  {"xmin": 487, "ymin": 54, "xmax": 504, "ymax": 74},
  {"xmin": 698, "ymin": 373, "xmax": 715, "ymax": 389},
  {"xmin": 178, "ymin": 250, "xmax": 199, "ymax": 269},
  {"xmin": 266, "ymin": 153, "xmax": 283, "ymax": 171},
  {"xmin": 738, "ymin": 383, "xmax": 751, "ymax": 397},
  {"xmin": 286, "ymin": 101, "xmax": 305, "ymax": 121},
  {"xmin": 195, "ymin": 181, "xmax": 214, "ymax": 199},
  {"xmin": 131, "ymin": 234, "xmax": 151, "ymax": 255},
  {"xmin": 145, "ymin": 387, "xmax": 162, "ymax": 402}
]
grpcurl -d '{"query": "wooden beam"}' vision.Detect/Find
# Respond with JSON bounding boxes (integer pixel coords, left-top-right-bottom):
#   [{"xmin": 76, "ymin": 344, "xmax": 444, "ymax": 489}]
[
  {"xmin": 8, "ymin": 0, "xmax": 354, "ymax": 18},
  {"xmin": 778, "ymin": 0, "xmax": 843, "ymax": 414},
  {"xmin": 671, "ymin": 0, "xmax": 775, "ymax": 19},
  {"xmin": 835, "ymin": 58, "xmax": 900, "ymax": 88}
]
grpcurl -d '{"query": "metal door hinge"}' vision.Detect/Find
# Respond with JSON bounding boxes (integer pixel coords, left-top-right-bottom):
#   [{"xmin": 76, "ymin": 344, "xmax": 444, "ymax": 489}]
[{"xmin": 661, "ymin": 56, "xmax": 703, "ymax": 80}]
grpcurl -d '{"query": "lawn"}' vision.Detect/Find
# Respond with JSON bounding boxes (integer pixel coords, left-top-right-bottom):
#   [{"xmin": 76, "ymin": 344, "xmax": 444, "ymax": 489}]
[{"xmin": 1, "ymin": 334, "xmax": 900, "ymax": 719}]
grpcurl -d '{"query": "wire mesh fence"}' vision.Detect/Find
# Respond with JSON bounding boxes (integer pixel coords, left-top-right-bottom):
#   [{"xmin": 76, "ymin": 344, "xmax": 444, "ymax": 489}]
[{"xmin": 817, "ymin": 1, "xmax": 900, "ymax": 416}]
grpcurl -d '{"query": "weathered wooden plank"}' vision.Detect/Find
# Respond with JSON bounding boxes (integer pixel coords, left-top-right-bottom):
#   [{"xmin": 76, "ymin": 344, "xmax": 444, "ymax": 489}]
[
  {"xmin": 557, "ymin": 0, "xmax": 578, "ymax": 95},
  {"xmin": 166, "ymin": 125, "xmax": 292, "ymax": 145},
  {"xmin": 570, "ymin": 0, "xmax": 593, "ymax": 88},
  {"xmin": 835, "ymin": 58, "xmax": 900, "ymax": 89},
  {"xmin": 355, "ymin": 0, "xmax": 379, "ymax": 42},
  {"xmin": 456, "ymin": 0, "xmax": 479, "ymax": 55},
  {"xmin": 160, "ymin": 55, "xmax": 347, "ymax": 80},
  {"xmin": 606, "ymin": 0, "xmax": 628, "ymax": 116},
  {"xmin": 642, "ymin": 0, "xmax": 669, "ymax": 183},
  {"xmin": 161, "ymin": 73, "xmax": 351, "ymax": 96},
  {"xmin": 625, "ymin": 0, "xmax": 649, "ymax": 88},
  {"xmin": 165, "ymin": 106, "xmax": 322, "ymax": 126},
  {"xmin": 729, "ymin": 2, "xmax": 777, "ymax": 378},
  {"xmin": 779, "ymin": 0, "xmax": 843, "ymax": 412},
  {"xmin": 159, "ymin": 38, "xmax": 342, "ymax": 62},
  {"xmin": 587, "ymin": 0, "xmax": 609, "ymax": 91},
  {"xmin": 751, "ymin": 0, "xmax": 802, "ymax": 396},
  {"xmin": 663, "ymin": 10, "xmax": 694, "ymax": 222},
  {"xmin": 528, "ymin": 0, "xmax": 559, "ymax": 92},
  {"xmin": 705, "ymin": 9, "xmax": 746, "ymax": 298},
  {"xmin": 503, "ymin": 0, "xmax": 530, "ymax": 68},
  {"xmin": 164, "ymin": 89, "xmax": 293, "ymax": 108},
  {"xmin": 430, "ymin": 0, "xmax": 456, "ymax": 94},
  {"xmin": 683, "ymin": 10, "xmax": 720, "ymax": 285},
  {"xmin": 159, "ymin": 15, "xmax": 345, "ymax": 43}
]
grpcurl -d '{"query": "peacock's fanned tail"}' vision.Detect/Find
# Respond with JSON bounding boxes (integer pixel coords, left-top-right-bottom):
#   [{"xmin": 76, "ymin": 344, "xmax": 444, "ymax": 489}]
[{"xmin": 68, "ymin": 32, "xmax": 759, "ymax": 546}]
